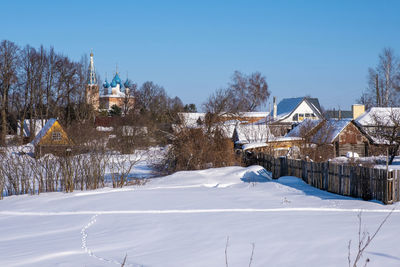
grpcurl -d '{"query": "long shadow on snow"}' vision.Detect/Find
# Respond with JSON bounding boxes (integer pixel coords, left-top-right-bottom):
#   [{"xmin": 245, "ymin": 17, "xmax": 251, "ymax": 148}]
[
  {"xmin": 240, "ymin": 168, "xmax": 270, "ymax": 183},
  {"xmin": 275, "ymin": 175, "xmax": 358, "ymax": 201},
  {"xmin": 241, "ymin": 168, "xmax": 359, "ymax": 202}
]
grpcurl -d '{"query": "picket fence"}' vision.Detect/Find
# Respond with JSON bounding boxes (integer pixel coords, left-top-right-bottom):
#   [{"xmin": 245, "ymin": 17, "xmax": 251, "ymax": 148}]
[{"xmin": 244, "ymin": 152, "xmax": 400, "ymax": 204}]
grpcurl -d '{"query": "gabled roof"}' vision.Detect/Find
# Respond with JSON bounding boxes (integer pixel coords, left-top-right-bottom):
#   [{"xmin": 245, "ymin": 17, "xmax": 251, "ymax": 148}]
[
  {"xmin": 275, "ymin": 97, "xmax": 322, "ymax": 121},
  {"xmin": 276, "ymin": 97, "xmax": 303, "ymax": 117},
  {"xmin": 355, "ymin": 107, "xmax": 400, "ymax": 127},
  {"xmin": 286, "ymin": 118, "xmax": 364, "ymax": 144},
  {"xmin": 178, "ymin": 112, "xmax": 206, "ymax": 127},
  {"xmin": 17, "ymin": 119, "xmax": 48, "ymax": 137},
  {"xmin": 286, "ymin": 119, "xmax": 321, "ymax": 138},
  {"xmin": 233, "ymin": 123, "xmax": 273, "ymax": 144},
  {"xmin": 310, "ymin": 119, "xmax": 352, "ymax": 144},
  {"xmin": 31, "ymin": 119, "xmax": 57, "ymax": 146}
]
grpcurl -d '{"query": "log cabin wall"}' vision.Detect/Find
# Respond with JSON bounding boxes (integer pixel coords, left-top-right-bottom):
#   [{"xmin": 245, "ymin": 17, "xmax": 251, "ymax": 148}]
[{"xmin": 335, "ymin": 122, "xmax": 370, "ymax": 157}]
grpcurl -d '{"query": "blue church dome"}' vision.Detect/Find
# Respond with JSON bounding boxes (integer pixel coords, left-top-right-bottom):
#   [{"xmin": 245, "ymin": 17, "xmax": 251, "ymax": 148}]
[
  {"xmin": 110, "ymin": 79, "xmax": 117, "ymax": 87},
  {"xmin": 103, "ymin": 79, "xmax": 110, "ymax": 88},
  {"xmin": 111, "ymin": 73, "xmax": 122, "ymax": 86},
  {"xmin": 124, "ymin": 79, "xmax": 131, "ymax": 88}
]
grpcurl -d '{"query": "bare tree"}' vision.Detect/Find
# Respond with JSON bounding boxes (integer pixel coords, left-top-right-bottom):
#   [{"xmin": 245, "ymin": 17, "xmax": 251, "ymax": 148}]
[
  {"xmin": 0, "ymin": 40, "xmax": 19, "ymax": 146},
  {"xmin": 135, "ymin": 81, "xmax": 168, "ymax": 120},
  {"xmin": 203, "ymin": 88, "xmax": 234, "ymax": 114},
  {"xmin": 369, "ymin": 108, "xmax": 400, "ymax": 164},
  {"xmin": 229, "ymin": 71, "xmax": 269, "ymax": 112},
  {"xmin": 121, "ymin": 79, "xmax": 136, "ymax": 116},
  {"xmin": 360, "ymin": 48, "xmax": 400, "ymax": 108},
  {"xmin": 203, "ymin": 71, "xmax": 270, "ymax": 115}
]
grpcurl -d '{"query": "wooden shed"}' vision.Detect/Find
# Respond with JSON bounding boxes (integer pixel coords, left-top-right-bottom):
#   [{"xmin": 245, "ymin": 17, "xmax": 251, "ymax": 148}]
[
  {"xmin": 31, "ymin": 119, "xmax": 74, "ymax": 157},
  {"xmin": 331, "ymin": 120, "xmax": 371, "ymax": 157},
  {"xmin": 287, "ymin": 119, "xmax": 373, "ymax": 158}
]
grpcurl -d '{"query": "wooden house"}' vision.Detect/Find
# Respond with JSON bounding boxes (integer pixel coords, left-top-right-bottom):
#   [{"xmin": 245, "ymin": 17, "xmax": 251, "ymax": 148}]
[
  {"xmin": 268, "ymin": 96, "xmax": 324, "ymax": 136},
  {"xmin": 287, "ymin": 119, "xmax": 372, "ymax": 158},
  {"xmin": 31, "ymin": 119, "xmax": 74, "ymax": 157},
  {"xmin": 355, "ymin": 107, "xmax": 400, "ymax": 135}
]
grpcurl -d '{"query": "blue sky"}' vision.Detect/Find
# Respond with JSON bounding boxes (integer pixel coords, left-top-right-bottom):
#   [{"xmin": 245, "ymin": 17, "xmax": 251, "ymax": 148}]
[{"xmin": 1, "ymin": 0, "xmax": 400, "ymax": 111}]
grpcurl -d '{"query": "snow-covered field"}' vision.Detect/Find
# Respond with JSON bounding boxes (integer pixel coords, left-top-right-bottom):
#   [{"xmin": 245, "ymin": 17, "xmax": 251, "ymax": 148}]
[{"xmin": 1, "ymin": 165, "xmax": 400, "ymax": 267}]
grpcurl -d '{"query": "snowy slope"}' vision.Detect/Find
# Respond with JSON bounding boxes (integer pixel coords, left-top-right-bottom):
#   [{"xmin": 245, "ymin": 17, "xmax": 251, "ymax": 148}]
[{"xmin": 0, "ymin": 166, "xmax": 399, "ymax": 267}]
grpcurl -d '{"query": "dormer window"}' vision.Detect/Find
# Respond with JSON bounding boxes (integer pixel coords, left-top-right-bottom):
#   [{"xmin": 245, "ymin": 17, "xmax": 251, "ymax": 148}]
[{"xmin": 52, "ymin": 132, "xmax": 62, "ymax": 141}]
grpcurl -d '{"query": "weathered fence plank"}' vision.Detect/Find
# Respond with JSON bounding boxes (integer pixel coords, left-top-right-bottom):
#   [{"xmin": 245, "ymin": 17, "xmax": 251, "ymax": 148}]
[{"xmin": 244, "ymin": 152, "xmax": 395, "ymax": 204}]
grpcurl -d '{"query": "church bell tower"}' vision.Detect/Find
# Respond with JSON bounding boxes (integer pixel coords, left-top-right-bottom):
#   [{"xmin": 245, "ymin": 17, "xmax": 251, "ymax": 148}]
[{"xmin": 85, "ymin": 50, "xmax": 99, "ymax": 110}]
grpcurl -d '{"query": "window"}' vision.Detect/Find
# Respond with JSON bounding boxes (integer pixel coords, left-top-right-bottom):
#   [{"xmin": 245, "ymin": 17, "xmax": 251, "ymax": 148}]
[{"xmin": 52, "ymin": 131, "xmax": 62, "ymax": 141}]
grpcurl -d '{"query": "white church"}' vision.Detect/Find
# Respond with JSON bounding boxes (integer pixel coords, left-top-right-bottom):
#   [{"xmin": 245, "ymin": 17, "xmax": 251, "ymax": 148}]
[{"xmin": 85, "ymin": 51, "xmax": 134, "ymax": 111}]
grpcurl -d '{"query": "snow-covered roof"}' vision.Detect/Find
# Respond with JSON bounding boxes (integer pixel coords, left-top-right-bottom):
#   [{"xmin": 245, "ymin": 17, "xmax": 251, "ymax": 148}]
[
  {"xmin": 177, "ymin": 112, "xmax": 269, "ymax": 128},
  {"xmin": 17, "ymin": 119, "xmax": 48, "ymax": 137},
  {"xmin": 235, "ymin": 112, "xmax": 269, "ymax": 118},
  {"xmin": 275, "ymin": 97, "xmax": 322, "ymax": 121},
  {"xmin": 242, "ymin": 142, "xmax": 268, "ymax": 150},
  {"xmin": 218, "ymin": 123, "xmax": 237, "ymax": 138},
  {"xmin": 233, "ymin": 124, "xmax": 273, "ymax": 144},
  {"xmin": 31, "ymin": 118, "xmax": 57, "ymax": 146},
  {"xmin": 242, "ymin": 136, "xmax": 302, "ymax": 150},
  {"xmin": 286, "ymin": 119, "xmax": 354, "ymax": 144},
  {"xmin": 178, "ymin": 113, "xmax": 206, "ymax": 127},
  {"xmin": 311, "ymin": 119, "xmax": 352, "ymax": 144},
  {"xmin": 277, "ymin": 97, "xmax": 304, "ymax": 117},
  {"xmin": 286, "ymin": 119, "xmax": 321, "ymax": 138},
  {"xmin": 271, "ymin": 136, "xmax": 303, "ymax": 142},
  {"xmin": 356, "ymin": 107, "xmax": 400, "ymax": 127},
  {"xmin": 100, "ymin": 91, "xmax": 129, "ymax": 98}
]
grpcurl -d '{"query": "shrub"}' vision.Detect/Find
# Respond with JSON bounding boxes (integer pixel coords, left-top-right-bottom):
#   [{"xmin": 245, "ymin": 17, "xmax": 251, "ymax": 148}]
[{"xmin": 163, "ymin": 126, "xmax": 240, "ymax": 173}]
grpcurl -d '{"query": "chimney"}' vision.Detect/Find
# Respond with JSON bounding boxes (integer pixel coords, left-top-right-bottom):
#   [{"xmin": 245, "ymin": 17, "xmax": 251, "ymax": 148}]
[
  {"xmin": 273, "ymin": 96, "xmax": 277, "ymax": 120},
  {"xmin": 352, "ymin": 104, "xmax": 365, "ymax": 119}
]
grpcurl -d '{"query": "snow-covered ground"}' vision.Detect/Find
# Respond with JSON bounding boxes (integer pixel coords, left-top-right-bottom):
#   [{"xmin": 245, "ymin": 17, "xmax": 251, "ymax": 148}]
[{"xmin": 1, "ymin": 165, "xmax": 400, "ymax": 267}]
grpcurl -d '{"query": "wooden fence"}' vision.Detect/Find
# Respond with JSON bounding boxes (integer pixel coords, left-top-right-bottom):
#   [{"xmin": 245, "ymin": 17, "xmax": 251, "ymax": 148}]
[{"xmin": 244, "ymin": 152, "xmax": 400, "ymax": 204}]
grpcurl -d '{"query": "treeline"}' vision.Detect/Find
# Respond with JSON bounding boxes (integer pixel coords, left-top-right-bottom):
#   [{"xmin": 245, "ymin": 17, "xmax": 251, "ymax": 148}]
[
  {"xmin": 0, "ymin": 40, "xmax": 92, "ymax": 145},
  {"xmin": 0, "ymin": 39, "xmax": 198, "ymax": 147}
]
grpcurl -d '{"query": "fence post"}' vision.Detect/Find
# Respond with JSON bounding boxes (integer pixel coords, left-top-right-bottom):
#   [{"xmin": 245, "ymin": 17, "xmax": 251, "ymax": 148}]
[
  {"xmin": 279, "ymin": 157, "xmax": 287, "ymax": 177},
  {"xmin": 339, "ymin": 165, "xmax": 343, "ymax": 195},
  {"xmin": 324, "ymin": 162, "xmax": 329, "ymax": 191},
  {"xmin": 302, "ymin": 160, "xmax": 307, "ymax": 182},
  {"xmin": 242, "ymin": 151, "xmax": 397, "ymax": 204},
  {"xmin": 386, "ymin": 170, "xmax": 394, "ymax": 204},
  {"xmin": 396, "ymin": 170, "xmax": 400, "ymax": 202}
]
